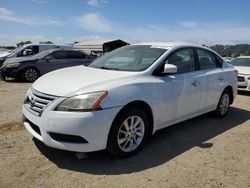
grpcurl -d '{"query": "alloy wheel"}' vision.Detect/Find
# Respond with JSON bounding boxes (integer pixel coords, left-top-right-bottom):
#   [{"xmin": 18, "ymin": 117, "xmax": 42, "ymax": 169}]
[
  {"xmin": 219, "ymin": 93, "xmax": 230, "ymax": 115},
  {"xmin": 24, "ymin": 68, "xmax": 38, "ymax": 82},
  {"xmin": 117, "ymin": 115, "xmax": 145, "ymax": 152}
]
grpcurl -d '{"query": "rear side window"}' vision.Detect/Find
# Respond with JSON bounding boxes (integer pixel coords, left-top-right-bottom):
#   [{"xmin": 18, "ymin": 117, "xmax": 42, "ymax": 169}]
[
  {"xmin": 52, "ymin": 51, "xmax": 67, "ymax": 59},
  {"xmin": 67, "ymin": 51, "xmax": 86, "ymax": 59},
  {"xmin": 30, "ymin": 45, "xmax": 39, "ymax": 54},
  {"xmin": 46, "ymin": 45, "xmax": 60, "ymax": 50},
  {"xmin": 197, "ymin": 49, "xmax": 219, "ymax": 70},
  {"xmin": 165, "ymin": 49, "xmax": 195, "ymax": 73}
]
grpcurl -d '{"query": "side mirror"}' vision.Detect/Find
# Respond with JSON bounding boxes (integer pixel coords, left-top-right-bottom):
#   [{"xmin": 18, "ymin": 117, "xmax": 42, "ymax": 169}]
[
  {"xmin": 163, "ymin": 64, "xmax": 177, "ymax": 74},
  {"xmin": 22, "ymin": 50, "xmax": 27, "ymax": 56}
]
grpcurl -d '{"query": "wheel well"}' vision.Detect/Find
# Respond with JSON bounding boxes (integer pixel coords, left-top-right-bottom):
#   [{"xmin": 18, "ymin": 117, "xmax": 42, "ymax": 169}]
[
  {"xmin": 115, "ymin": 100, "xmax": 154, "ymax": 136},
  {"xmin": 223, "ymin": 86, "xmax": 234, "ymax": 104}
]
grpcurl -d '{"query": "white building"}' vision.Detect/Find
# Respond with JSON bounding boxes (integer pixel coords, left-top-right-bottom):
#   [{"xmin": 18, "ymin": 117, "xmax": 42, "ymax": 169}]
[{"xmin": 74, "ymin": 39, "xmax": 129, "ymax": 56}]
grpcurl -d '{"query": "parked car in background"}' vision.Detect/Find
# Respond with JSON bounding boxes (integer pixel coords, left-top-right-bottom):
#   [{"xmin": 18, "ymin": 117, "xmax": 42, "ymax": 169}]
[
  {"xmin": 0, "ymin": 49, "xmax": 94, "ymax": 82},
  {"xmin": 22, "ymin": 43, "xmax": 237, "ymax": 158},
  {"xmin": 223, "ymin": 57, "xmax": 234, "ymax": 63},
  {"xmin": 0, "ymin": 44, "xmax": 72, "ymax": 67},
  {"xmin": 230, "ymin": 56, "xmax": 250, "ymax": 91}
]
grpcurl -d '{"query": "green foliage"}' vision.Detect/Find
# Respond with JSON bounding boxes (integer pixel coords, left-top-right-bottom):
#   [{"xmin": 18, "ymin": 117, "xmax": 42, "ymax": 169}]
[
  {"xmin": 210, "ymin": 44, "xmax": 250, "ymax": 57},
  {"xmin": 16, "ymin": 41, "xmax": 32, "ymax": 47},
  {"xmin": 39, "ymin": 41, "xmax": 54, "ymax": 44},
  {"xmin": 0, "ymin": 46, "xmax": 15, "ymax": 50}
]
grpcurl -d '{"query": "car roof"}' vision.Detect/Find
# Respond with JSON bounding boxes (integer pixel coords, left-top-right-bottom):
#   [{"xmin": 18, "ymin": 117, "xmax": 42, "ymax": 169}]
[
  {"xmin": 22, "ymin": 44, "xmax": 71, "ymax": 47},
  {"xmin": 51, "ymin": 49, "xmax": 82, "ymax": 52},
  {"xmin": 132, "ymin": 42, "xmax": 209, "ymax": 50}
]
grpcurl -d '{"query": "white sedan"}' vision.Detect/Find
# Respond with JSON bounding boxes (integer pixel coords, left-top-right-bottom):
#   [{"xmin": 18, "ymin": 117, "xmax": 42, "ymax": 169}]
[
  {"xmin": 22, "ymin": 43, "xmax": 237, "ymax": 158},
  {"xmin": 230, "ymin": 56, "xmax": 250, "ymax": 91}
]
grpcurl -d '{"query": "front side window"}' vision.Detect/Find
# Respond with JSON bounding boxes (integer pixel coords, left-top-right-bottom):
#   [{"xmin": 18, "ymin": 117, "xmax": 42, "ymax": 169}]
[
  {"xmin": 165, "ymin": 49, "xmax": 195, "ymax": 73},
  {"xmin": 18, "ymin": 45, "xmax": 39, "ymax": 57},
  {"xmin": 89, "ymin": 45, "xmax": 167, "ymax": 71},
  {"xmin": 51, "ymin": 51, "xmax": 67, "ymax": 59},
  {"xmin": 67, "ymin": 51, "xmax": 85, "ymax": 59},
  {"xmin": 197, "ymin": 49, "xmax": 219, "ymax": 70}
]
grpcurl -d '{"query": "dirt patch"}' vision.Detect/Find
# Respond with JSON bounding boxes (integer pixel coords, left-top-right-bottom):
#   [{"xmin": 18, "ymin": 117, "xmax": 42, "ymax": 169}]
[{"xmin": 0, "ymin": 122, "xmax": 24, "ymax": 133}]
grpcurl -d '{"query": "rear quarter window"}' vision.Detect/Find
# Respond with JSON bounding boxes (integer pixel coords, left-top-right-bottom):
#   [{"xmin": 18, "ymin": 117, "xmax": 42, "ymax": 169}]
[{"xmin": 197, "ymin": 49, "xmax": 220, "ymax": 70}]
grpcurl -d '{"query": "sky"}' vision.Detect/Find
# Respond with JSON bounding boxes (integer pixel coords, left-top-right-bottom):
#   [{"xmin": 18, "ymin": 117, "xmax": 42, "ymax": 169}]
[{"xmin": 0, "ymin": 0, "xmax": 250, "ymax": 46}]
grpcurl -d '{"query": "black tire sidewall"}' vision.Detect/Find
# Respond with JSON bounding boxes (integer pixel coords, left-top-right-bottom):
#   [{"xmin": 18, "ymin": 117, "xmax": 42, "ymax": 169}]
[{"xmin": 107, "ymin": 108, "xmax": 150, "ymax": 158}]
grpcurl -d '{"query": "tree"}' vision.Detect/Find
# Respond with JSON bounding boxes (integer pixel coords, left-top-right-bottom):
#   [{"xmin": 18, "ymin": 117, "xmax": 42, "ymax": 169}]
[
  {"xmin": 39, "ymin": 41, "xmax": 53, "ymax": 44},
  {"xmin": 16, "ymin": 41, "xmax": 32, "ymax": 47}
]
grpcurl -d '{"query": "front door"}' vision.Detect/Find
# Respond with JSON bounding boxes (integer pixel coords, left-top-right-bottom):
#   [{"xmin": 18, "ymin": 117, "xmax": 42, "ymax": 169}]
[{"xmin": 157, "ymin": 48, "xmax": 203, "ymax": 128}]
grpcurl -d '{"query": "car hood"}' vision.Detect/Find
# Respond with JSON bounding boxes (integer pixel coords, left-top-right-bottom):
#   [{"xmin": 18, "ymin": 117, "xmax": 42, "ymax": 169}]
[
  {"xmin": 32, "ymin": 66, "xmax": 138, "ymax": 97},
  {"xmin": 0, "ymin": 51, "xmax": 11, "ymax": 58},
  {"xmin": 4, "ymin": 57, "xmax": 35, "ymax": 64},
  {"xmin": 234, "ymin": 66, "xmax": 250, "ymax": 75}
]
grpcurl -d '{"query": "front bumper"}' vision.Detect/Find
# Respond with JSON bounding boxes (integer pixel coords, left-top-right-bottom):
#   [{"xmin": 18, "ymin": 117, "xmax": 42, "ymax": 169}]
[
  {"xmin": 237, "ymin": 74, "xmax": 250, "ymax": 91},
  {"xmin": 22, "ymin": 97, "xmax": 122, "ymax": 152},
  {"xmin": 0, "ymin": 66, "xmax": 19, "ymax": 78}
]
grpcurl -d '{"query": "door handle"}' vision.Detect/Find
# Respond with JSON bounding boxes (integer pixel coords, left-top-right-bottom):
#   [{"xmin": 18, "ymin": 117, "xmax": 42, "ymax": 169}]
[
  {"xmin": 191, "ymin": 81, "xmax": 200, "ymax": 87},
  {"xmin": 218, "ymin": 76, "xmax": 224, "ymax": 81}
]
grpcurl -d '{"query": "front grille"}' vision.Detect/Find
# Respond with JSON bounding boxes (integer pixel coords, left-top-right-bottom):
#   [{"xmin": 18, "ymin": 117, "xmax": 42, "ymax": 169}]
[
  {"xmin": 237, "ymin": 76, "xmax": 245, "ymax": 82},
  {"xmin": 24, "ymin": 89, "xmax": 57, "ymax": 117}
]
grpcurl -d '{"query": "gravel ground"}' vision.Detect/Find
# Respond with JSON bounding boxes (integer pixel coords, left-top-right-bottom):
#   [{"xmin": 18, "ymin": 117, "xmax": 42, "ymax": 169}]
[{"xmin": 0, "ymin": 80, "xmax": 249, "ymax": 188}]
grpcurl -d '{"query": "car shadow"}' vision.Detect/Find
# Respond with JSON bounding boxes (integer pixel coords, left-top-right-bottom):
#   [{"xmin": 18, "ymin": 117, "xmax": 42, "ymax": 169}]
[{"xmin": 33, "ymin": 106, "xmax": 250, "ymax": 175}]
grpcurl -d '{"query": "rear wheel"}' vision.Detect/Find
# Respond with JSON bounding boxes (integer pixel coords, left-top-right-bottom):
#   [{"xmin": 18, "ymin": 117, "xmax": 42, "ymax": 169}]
[
  {"xmin": 22, "ymin": 68, "xmax": 39, "ymax": 82},
  {"xmin": 107, "ymin": 108, "xmax": 149, "ymax": 158},
  {"xmin": 213, "ymin": 90, "xmax": 231, "ymax": 118}
]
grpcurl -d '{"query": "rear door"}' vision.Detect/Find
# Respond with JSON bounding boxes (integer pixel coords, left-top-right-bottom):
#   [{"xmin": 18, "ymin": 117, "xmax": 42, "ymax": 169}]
[
  {"xmin": 195, "ymin": 48, "xmax": 226, "ymax": 110},
  {"xmin": 66, "ymin": 51, "xmax": 90, "ymax": 66},
  {"xmin": 43, "ymin": 51, "xmax": 68, "ymax": 73}
]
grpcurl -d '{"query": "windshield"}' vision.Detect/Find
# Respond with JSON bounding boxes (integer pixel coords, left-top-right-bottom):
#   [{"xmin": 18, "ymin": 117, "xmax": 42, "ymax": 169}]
[
  {"xmin": 230, "ymin": 58, "xmax": 250, "ymax": 67},
  {"xmin": 9, "ymin": 46, "xmax": 23, "ymax": 55},
  {"xmin": 89, "ymin": 45, "xmax": 167, "ymax": 71}
]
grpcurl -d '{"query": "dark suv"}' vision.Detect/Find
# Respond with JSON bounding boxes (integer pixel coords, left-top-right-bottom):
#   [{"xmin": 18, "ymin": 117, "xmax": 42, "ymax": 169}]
[{"xmin": 0, "ymin": 49, "xmax": 94, "ymax": 82}]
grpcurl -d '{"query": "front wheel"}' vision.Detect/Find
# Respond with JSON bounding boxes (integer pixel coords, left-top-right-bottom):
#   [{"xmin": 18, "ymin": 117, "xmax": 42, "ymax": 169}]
[
  {"xmin": 107, "ymin": 108, "xmax": 150, "ymax": 158},
  {"xmin": 213, "ymin": 90, "xmax": 231, "ymax": 118},
  {"xmin": 22, "ymin": 68, "xmax": 39, "ymax": 82}
]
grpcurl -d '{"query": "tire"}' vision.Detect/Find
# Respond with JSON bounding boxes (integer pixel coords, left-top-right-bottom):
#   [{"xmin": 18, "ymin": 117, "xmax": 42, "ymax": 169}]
[
  {"xmin": 0, "ymin": 74, "xmax": 6, "ymax": 81},
  {"xmin": 213, "ymin": 90, "xmax": 231, "ymax": 118},
  {"xmin": 22, "ymin": 67, "xmax": 39, "ymax": 82},
  {"xmin": 107, "ymin": 108, "xmax": 150, "ymax": 158}
]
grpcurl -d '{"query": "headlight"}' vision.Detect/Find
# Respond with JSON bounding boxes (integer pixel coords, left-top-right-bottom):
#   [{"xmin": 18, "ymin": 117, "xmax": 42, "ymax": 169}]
[
  {"xmin": 55, "ymin": 91, "xmax": 108, "ymax": 112},
  {"xmin": 5, "ymin": 63, "xmax": 20, "ymax": 68}
]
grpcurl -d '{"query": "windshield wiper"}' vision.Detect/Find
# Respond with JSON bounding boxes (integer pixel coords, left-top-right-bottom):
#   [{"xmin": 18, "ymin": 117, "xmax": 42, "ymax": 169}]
[{"xmin": 99, "ymin": 66, "xmax": 121, "ymax": 71}]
